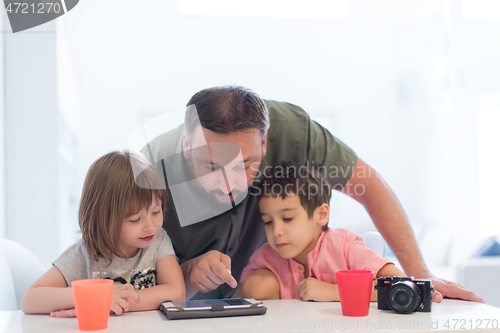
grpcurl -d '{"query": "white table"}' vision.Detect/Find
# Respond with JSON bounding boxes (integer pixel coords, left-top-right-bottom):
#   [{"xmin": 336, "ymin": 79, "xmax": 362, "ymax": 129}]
[{"xmin": 1, "ymin": 299, "xmax": 499, "ymax": 333}]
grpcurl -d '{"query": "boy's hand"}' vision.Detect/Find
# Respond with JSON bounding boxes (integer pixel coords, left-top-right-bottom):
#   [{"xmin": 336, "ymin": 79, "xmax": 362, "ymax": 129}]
[
  {"xmin": 298, "ymin": 277, "xmax": 336, "ymax": 302},
  {"xmin": 50, "ymin": 308, "xmax": 76, "ymax": 317},
  {"xmin": 188, "ymin": 250, "xmax": 237, "ymax": 293},
  {"xmin": 110, "ymin": 283, "xmax": 141, "ymax": 315}
]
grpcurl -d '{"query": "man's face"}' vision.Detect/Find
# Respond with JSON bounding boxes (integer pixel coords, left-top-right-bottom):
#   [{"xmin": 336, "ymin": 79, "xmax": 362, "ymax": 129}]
[{"xmin": 183, "ymin": 126, "xmax": 267, "ymax": 206}]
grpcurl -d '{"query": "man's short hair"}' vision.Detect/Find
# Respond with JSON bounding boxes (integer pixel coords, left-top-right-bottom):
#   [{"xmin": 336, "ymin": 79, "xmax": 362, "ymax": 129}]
[
  {"xmin": 184, "ymin": 85, "xmax": 270, "ymax": 141},
  {"xmin": 256, "ymin": 160, "xmax": 331, "ymax": 231}
]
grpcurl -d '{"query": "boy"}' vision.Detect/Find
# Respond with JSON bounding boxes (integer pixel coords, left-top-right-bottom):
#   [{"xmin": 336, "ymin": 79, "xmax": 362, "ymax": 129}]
[{"xmin": 238, "ymin": 161, "xmax": 404, "ymax": 301}]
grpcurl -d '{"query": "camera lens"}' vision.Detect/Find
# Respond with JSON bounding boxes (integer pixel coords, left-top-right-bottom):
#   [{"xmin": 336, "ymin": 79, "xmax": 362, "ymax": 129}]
[{"xmin": 388, "ymin": 281, "xmax": 421, "ymax": 313}]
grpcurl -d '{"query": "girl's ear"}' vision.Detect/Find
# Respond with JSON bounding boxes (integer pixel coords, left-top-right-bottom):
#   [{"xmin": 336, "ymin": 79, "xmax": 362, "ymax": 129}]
[{"xmin": 314, "ymin": 203, "xmax": 330, "ymax": 228}]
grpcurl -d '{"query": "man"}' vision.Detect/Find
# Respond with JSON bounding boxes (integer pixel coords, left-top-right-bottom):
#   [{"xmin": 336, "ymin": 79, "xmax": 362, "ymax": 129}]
[{"xmin": 144, "ymin": 85, "xmax": 483, "ymax": 302}]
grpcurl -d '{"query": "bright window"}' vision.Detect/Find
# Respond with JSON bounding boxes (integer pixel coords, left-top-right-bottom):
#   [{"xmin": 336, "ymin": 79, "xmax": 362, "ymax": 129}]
[
  {"xmin": 179, "ymin": 0, "xmax": 348, "ymax": 19},
  {"xmin": 478, "ymin": 95, "xmax": 500, "ymax": 236},
  {"xmin": 463, "ymin": 0, "xmax": 500, "ymax": 19}
]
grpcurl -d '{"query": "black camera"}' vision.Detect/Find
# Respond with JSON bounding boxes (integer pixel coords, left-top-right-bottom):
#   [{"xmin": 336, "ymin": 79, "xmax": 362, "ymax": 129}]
[{"xmin": 376, "ymin": 276, "xmax": 433, "ymax": 313}]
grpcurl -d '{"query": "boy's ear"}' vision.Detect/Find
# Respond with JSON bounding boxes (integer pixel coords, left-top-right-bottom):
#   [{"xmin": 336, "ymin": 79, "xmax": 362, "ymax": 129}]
[{"xmin": 315, "ymin": 203, "xmax": 330, "ymax": 227}]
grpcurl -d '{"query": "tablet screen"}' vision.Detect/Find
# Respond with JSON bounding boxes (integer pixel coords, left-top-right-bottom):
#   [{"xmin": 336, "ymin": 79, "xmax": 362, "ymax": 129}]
[
  {"xmin": 224, "ymin": 299, "xmax": 248, "ymax": 306},
  {"xmin": 170, "ymin": 298, "xmax": 252, "ymax": 309}
]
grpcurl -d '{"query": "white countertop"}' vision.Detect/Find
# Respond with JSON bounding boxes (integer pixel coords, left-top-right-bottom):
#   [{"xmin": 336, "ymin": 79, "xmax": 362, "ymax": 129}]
[{"xmin": 1, "ymin": 299, "xmax": 499, "ymax": 333}]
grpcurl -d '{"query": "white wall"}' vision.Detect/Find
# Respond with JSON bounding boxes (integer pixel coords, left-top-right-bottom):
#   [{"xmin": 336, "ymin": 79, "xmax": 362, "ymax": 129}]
[
  {"xmin": 55, "ymin": 0, "xmax": 500, "ymax": 236},
  {"xmin": 4, "ymin": 21, "xmax": 59, "ymax": 266},
  {"xmin": 4, "ymin": 20, "xmax": 79, "ymax": 267},
  {"xmin": 3, "ymin": 0, "xmax": 499, "ymax": 264},
  {"xmin": 0, "ymin": 11, "xmax": 5, "ymax": 239}
]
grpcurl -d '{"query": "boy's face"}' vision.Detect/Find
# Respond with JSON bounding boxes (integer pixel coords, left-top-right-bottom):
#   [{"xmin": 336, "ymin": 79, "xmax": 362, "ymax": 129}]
[{"xmin": 259, "ymin": 194, "xmax": 328, "ymax": 266}]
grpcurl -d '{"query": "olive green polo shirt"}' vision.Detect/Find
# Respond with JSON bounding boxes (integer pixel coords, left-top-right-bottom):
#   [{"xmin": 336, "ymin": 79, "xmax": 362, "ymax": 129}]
[{"xmin": 143, "ymin": 100, "xmax": 357, "ymax": 299}]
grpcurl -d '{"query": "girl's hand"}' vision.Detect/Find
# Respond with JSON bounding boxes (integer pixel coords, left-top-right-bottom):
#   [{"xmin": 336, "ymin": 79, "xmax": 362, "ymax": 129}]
[
  {"xmin": 50, "ymin": 308, "xmax": 76, "ymax": 318},
  {"xmin": 49, "ymin": 284, "xmax": 141, "ymax": 317},
  {"xmin": 297, "ymin": 277, "xmax": 338, "ymax": 302},
  {"xmin": 110, "ymin": 283, "xmax": 141, "ymax": 315},
  {"xmin": 48, "ymin": 284, "xmax": 141, "ymax": 317}
]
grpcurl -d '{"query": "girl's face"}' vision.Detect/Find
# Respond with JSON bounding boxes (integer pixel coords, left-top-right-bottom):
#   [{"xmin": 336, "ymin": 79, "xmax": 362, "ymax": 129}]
[{"xmin": 118, "ymin": 196, "xmax": 163, "ymax": 258}]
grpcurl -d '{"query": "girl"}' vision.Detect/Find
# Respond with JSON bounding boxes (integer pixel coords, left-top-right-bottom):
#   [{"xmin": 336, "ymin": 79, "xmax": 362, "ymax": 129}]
[{"xmin": 21, "ymin": 151, "xmax": 185, "ymax": 316}]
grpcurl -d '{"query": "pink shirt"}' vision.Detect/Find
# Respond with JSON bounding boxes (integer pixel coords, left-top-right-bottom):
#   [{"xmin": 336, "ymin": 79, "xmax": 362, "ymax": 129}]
[{"xmin": 240, "ymin": 227, "xmax": 392, "ymax": 299}]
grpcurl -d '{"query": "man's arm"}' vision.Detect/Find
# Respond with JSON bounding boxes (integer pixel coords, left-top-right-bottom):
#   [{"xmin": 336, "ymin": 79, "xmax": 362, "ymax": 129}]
[{"xmin": 342, "ymin": 157, "xmax": 484, "ymax": 303}]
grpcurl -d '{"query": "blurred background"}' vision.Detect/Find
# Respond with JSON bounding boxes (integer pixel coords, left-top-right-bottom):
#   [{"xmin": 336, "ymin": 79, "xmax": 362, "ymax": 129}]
[{"xmin": 0, "ymin": 0, "xmax": 499, "ymax": 283}]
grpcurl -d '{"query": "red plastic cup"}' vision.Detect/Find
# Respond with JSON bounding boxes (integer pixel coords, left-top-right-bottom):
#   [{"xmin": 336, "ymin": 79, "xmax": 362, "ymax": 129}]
[
  {"xmin": 336, "ymin": 270, "xmax": 374, "ymax": 317},
  {"xmin": 72, "ymin": 279, "xmax": 114, "ymax": 331}
]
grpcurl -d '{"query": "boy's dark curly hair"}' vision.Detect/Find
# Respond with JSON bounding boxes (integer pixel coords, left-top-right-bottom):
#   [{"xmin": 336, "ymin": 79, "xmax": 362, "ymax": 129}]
[{"xmin": 256, "ymin": 160, "xmax": 331, "ymax": 231}]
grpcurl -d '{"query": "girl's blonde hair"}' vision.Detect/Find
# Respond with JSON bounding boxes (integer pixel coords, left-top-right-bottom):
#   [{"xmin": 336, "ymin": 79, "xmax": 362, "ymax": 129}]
[{"xmin": 79, "ymin": 150, "xmax": 167, "ymax": 264}]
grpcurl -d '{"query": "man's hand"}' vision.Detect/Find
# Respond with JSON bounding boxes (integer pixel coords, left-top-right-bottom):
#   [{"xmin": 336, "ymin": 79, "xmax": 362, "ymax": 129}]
[
  {"xmin": 188, "ymin": 250, "xmax": 237, "ymax": 293},
  {"xmin": 414, "ymin": 272, "xmax": 484, "ymax": 303},
  {"xmin": 297, "ymin": 277, "xmax": 337, "ymax": 302},
  {"xmin": 110, "ymin": 283, "xmax": 141, "ymax": 315}
]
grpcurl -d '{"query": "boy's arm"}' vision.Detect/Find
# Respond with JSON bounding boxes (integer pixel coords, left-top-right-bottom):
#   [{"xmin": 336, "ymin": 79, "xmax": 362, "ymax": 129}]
[
  {"xmin": 297, "ymin": 264, "xmax": 404, "ymax": 302},
  {"xmin": 370, "ymin": 263, "xmax": 405, "ymax": 301},
  {"xmin": 376, "ymin": 263, "xmax": 405, "ymax": 278},
  {"xmin": 128, "ymin": 255, "xmax": 186, "ymax": 311},
  {"xmin": 21, "ymin": 266, "xmax": 74, "ymax": 314},
  {"xmin": 298, "ymin": 278, "xmax": 340, "ymax": 301},
  {"xmin": 239, "ymin": 269, "xmax": 280, "ymax": 300}
]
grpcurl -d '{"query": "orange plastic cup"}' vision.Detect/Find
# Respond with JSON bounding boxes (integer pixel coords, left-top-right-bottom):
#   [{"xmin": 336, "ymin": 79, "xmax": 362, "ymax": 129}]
[
  {"xmin": 336, "ymin": 270, "xmax": 374, "ymax": 317},
  {"xmin": 72, "ymin": 279, "xmax": 114, "ymax": 331}
]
